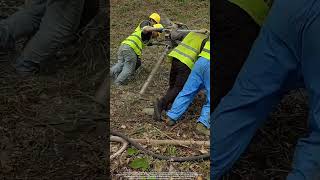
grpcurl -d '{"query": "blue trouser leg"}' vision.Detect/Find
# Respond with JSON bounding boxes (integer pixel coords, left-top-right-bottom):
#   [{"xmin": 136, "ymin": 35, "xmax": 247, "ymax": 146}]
[
  {"xmin": 167, "ymin": 57, "xmax": 210, "ymax": 128},
  {"xmin": 287, "ymin": 5, "xmax": 320, "ymax": 180},
  {"xmin": 166, "ymin": 59, "xmax": 203, "ymax": 121},
  {"xmin": 197, "ymin": 58, "xmax": 210, "ymax": 128},
  {"xmin": 211, "ymin": 0, "xmax": 320, "ymax": 179}
]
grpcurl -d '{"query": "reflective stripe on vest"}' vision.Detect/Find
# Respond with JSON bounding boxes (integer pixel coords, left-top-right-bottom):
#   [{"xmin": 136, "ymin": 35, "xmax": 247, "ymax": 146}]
[
  {"xmin": 228, "ymin": 0, "xmax": 270, "ymax": 26},
  {"xmin": 198, "ymin": 41, "xmax": 210, "ymax": 60},
  {"xmin": 121, "ymin": 30, "xmax": 144, "ymax": 57},
  {"xmin": 168, "ymin": 32, "xmax": 208, "ymax": 69}
]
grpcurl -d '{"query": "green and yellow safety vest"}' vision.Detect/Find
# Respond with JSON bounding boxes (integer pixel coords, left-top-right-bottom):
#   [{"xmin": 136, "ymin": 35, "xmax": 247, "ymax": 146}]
[
  {"xmin": 228, "ymin": 0, "xmax": 271, "ymax": 26},
  {"xmin": 134, "ymin": 22, "xmax": 143, "ymax": 32},
  {"xmin": 198, "ymin": 41, "xmax": 210, "ymax": 60},
  {"xmin": 121, "ymin": 29, "xmax": 144, "ymax": 58},
  {"xmin": 168, "ymin": 32, "xmax": 208, "ymax": 69}
]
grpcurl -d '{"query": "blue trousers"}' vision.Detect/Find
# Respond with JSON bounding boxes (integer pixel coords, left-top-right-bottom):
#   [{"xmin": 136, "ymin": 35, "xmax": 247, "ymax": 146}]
[
  {"xmin": 211, "ymin": 0, "xmax": 320, "ymax": 179},
  {"xmin": 167, "ymin": 57, "xmax": 210, "ymax": 128}
]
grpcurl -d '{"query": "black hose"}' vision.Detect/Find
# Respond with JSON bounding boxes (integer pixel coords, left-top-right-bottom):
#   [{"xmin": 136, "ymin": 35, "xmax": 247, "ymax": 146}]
[{"xmin": 110, "ymin": 130, "xmax": 210, "ymax": 162}]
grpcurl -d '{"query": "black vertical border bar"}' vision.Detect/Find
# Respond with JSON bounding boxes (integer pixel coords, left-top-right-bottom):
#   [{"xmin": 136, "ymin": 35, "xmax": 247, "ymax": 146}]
[
  {"xmin": 105, "ymin": 0, "xmax": 111, "ymax": 178},
  {"xmin": 210, "ymin": 0, "xmax": 214, "ymax": 178},
  {"xmin": 210, "ymin": 0, "xmax": 214, "ymax": 114}
]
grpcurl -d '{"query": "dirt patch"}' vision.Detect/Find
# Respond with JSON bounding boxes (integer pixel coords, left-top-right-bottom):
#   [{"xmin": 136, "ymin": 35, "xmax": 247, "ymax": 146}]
[
  {"xmin": 0, "ymin": 1, "xmax": 108, "ymax": 179},
  {"xmin": 110, "ymin": 0, "xmax": 210, "ymax": 179}
]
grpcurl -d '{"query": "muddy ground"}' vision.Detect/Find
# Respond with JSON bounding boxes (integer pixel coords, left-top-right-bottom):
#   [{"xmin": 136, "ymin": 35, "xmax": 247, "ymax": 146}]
[
  {"xmin": 0, "ymin": 1, "xmax": 108, "ymax": 179},
  {"xmin": 110, "ymin": 0, "xmax": 210, "ymax": 179}
]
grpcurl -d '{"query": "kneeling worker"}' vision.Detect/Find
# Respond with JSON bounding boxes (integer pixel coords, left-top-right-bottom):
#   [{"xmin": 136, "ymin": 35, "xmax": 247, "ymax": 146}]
[{"xmin": 110, "ymin": 13, "xmax": 163, "ymax": 85}]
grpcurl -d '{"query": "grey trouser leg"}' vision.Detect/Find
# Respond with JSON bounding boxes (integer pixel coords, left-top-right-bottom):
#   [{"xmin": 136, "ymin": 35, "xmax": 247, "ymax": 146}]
[
  {"xmin": 111, "ymin": 45, "xmax": 137, "ymax": 85},
  {"xmin": 17, "ymin": 0, "xmax": 85, "ymax": 66},
  {"xmin": 110, "ymin": 45, "xmax": 126, "ymax": 78},
  {"xmin": 0, "ymin": 0, "xmax": 46, "ymax": 49}
]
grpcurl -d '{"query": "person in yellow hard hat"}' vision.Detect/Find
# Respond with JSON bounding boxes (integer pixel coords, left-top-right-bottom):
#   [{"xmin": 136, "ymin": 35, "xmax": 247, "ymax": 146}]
[
  {"xmin": 149, "ymin": 13, "xmax": 161, "ymax": 24},
  {"xmin": 110, "ymin": 23, "xmax": 164, "ymax": 85},
  {"xmin": 134, "ymin": 13, "xmax": 161, "ymax": 32}
]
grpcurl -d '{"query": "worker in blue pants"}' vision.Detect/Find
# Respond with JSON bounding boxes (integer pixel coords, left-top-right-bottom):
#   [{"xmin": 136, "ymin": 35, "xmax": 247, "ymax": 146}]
[
  {"xmin": 166, "ymin": 41, "xmax": 210, "ymax": 136},
  {"xmin": 211, "ymin": 0, "xmax": 320, "ymax": 179}
]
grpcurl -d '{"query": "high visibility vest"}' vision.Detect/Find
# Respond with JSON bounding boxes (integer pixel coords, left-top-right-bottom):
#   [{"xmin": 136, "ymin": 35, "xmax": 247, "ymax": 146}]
[
  {"xmin": 198, "ymin": 41, "xmax": 210, "ymax": 60},
  {"xmin": 228, "ymin": 0, "xmax": 270, "ymax": 26},
  {"xmin": 168, "ymin": 32, "xmax": 208, "ymax": 69},
  {"xmin": 121, "ymin": 30, "xmax": 144, "ymax": 57},
  {"xmin": 134, "ymin": 22, "xmax": 142, "ymax": 32}
]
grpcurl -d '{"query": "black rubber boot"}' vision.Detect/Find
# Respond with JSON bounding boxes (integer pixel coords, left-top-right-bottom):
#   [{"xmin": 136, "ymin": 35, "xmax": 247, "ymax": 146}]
[
  {"xmin": 166, "ymin": 118, "xmax": 176, "ymax": 126},
  {"xmin": 153, "ymin": 98, "xmax": 163, "ymax": 121}
]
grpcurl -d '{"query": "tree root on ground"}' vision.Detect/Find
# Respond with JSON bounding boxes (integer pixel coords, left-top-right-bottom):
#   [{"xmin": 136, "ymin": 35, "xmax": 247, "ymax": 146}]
[
  {"xmin": 130, "ymin": 138, "xmax": 209, "ymax": 146},
  {"xmin": 110, "ymin": 130, "xmax": 210, "ymax": 162},
  {"xmin": 110, "ymin": 136, "xmax": 128, "ymax": 160}
]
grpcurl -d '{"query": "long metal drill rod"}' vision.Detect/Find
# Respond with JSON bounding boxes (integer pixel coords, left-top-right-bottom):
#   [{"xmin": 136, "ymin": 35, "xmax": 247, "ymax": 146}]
[
  {"xmin": 175, "ymin": 29, "xmax": 210, "ymax": 33},
  {"xmin": 139, "ymin": 46, "xmax": 171, "ymax": 95},
  {"xmin": 153, "ymin": 28, "xmax": 209, "ymax": 34}
]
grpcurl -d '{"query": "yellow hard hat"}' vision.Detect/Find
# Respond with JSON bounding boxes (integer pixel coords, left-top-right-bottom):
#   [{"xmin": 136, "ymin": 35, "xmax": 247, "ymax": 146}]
[
  {"xmin": 149, "ymin": 13, "xmax": 161, "ymax": 24},
  {"xmin": 153, "ymin": 24, "xmax": 164, "ymax": 36}
]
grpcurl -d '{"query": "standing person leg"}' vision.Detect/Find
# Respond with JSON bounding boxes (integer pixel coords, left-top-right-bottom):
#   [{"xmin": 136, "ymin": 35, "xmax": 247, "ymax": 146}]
[
  {"xmin": 287, "ymin": 4, "xmax": 320, "ymax": 179},
  {"xmin": 197, "ymin": 58, "xmax": 210, "ymax": 129},
  {"xmin": 15, "ymin": 0, "xmax": 85, "ymax": 75},
  {"xmin": 161, "ymin": 59, "xmax": 191, "ymax": 111},
  {"xmin": 154, "ymin": 58, "xmax": 179, "ymax": 121}
]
